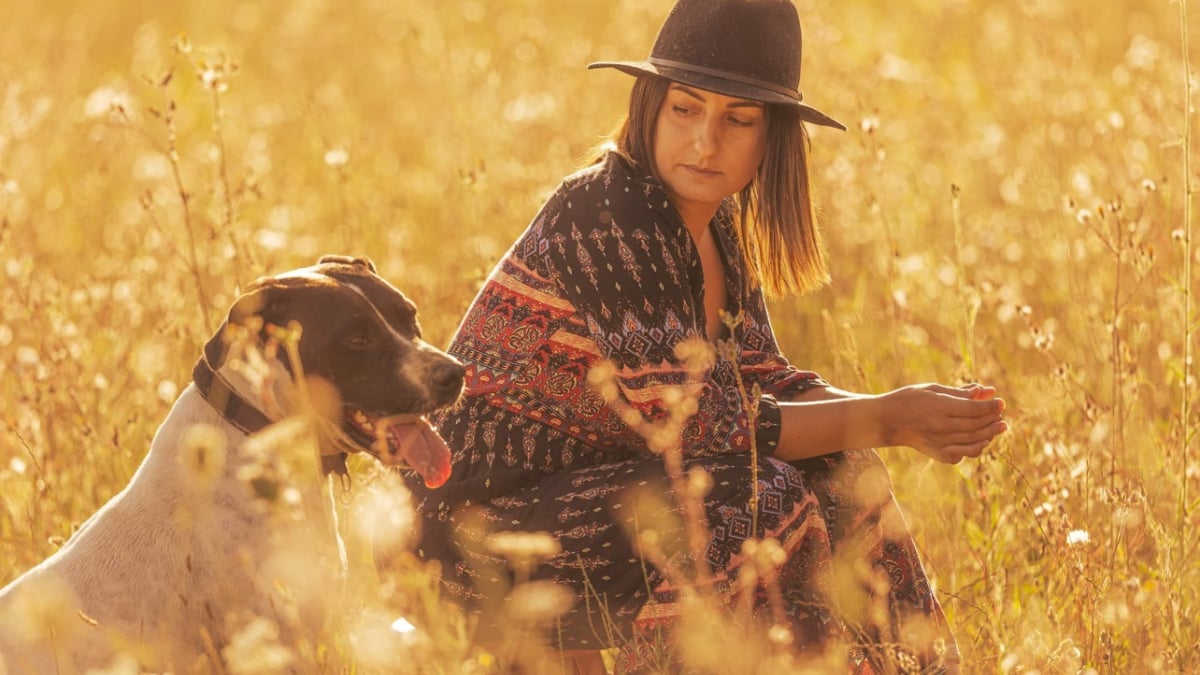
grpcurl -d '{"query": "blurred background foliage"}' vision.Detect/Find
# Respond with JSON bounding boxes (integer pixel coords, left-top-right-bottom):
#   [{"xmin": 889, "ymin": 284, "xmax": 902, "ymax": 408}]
[{"xmin": 1, "ymin": 0, "xmax": 1197, "ymax": 671}]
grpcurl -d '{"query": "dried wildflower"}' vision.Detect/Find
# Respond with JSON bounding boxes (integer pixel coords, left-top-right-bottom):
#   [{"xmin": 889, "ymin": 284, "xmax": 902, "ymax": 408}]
[
  {"xmin": 766, "ymin": 622, "xmax": 794, "ymax": 647},
  {"xmin": 674, "ymin": 337, "xmax": 715, "ymax": 377},
  {"xmin": 686, "ymin": 466, "xmax": 713, "ymax": 499},
  {"xmin": 587, "ymin": 360, "xmax": 621, "ymax": 403},
  {"xmin": 1066, "ymin": 529, "xmax": 1090, "ymax": 546},
  {"xmin": 200, "ymin": 66, "xmax": 228, "ymax": 92},
  {"xmin": 390, "ymin": 616, "xmax": 417, "ymax": 634},
  {"xmin": 15, "ymin": 345, "xmax": 39, "ymax": 366},
  {"xmin": 505, "ymin": 580, "xmax": 573, "ymax": 625},
  {"xmin": 637, "ymin": 528, "xmax": 661, "ymax": 551},
  {"xmin": 171, "ymin": 33, "xmax": 193, "ymax": 55},
  {"xmin": 350, "ymin": 474, "xmax": 416, "ymax": 555},
  {"xmin": 1141, "ymin": 178, "xmax": 1157, "ymax": 193},
  {"xmin": 1031, "ymin": 326, "xmax": 1054, "ymax": 351},
  {"xmin": 619, "ymin": 407, "xmax": 644, "ymax": 429},
  {"xmin": 0, "ymin": 573, "xmax": 83, "ymax": 644},
  {"xmin": 324, "ymin": 148, "xmax": 349, "ymax": 167},
  {"xmin": 742, "ymin": 537, "xmax": 787, "ymax": 577},
  {"xmin": 156, "ymin": 379, "xmax": 179, "ymax": 404},
  {"xmin": 486, "ymin": 530, "xmax": 561, "ymax": 579},
  {"xmin": 1075, "ymin": 209, "xmax": 1093, "ymax": 226},
  {"xmin": 178, "ymin": 423, "xmax": 228, "ymax": 487},
  {"xmin": 222, "ymin": 617, "xmax": 295, "ymax": 675},
  {"xmin": 83, "ymin": 86, "xmax": 133, "ymax": 119},
  {"xmin": 236, "ymin": 417, "xmax": 315, "ymax": 503}
]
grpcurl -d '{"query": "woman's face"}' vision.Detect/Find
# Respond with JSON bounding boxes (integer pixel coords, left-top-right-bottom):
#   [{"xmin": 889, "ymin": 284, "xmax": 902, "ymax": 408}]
[{"xmin": 653, "ymin": 83, "xmax": 768, "ymax": 222}]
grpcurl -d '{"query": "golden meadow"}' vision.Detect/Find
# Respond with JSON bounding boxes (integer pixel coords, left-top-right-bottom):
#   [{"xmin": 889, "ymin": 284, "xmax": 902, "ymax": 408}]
[{"xmin": 0, "ymin": 0, "xmax": 1196, "ymax": 672}]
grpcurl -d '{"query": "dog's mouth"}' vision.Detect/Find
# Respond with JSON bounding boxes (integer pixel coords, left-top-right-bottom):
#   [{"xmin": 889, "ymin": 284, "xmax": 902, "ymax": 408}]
[{"xmin": 346, "ymin": 410, "xmax": 452, "ymax": 488}]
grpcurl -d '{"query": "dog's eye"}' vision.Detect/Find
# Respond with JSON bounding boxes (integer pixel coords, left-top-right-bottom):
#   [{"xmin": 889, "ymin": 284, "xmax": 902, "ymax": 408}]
[{"xmin": 346, "ymin": 334, "xmax": 375, "ymax": 348}]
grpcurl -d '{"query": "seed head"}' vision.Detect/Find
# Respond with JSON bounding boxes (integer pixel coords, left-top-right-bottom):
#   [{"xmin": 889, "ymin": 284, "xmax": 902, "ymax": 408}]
[
  {"xmin": 178, "ymin": 423, "xmax": 227, "ymax": 487},
  {"xmin": 485, "ymin": 531, "xmax": 561, "ymax": 567},
  {"xmin": 505, "ymin": 581, "xmax": 574, "ymax": 625}
]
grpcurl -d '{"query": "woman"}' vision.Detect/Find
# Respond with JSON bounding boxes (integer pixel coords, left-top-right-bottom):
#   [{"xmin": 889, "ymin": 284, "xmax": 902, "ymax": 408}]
[{"xmin": 406, "ymin": 0, "xmax": 1006, "ymax": 671}]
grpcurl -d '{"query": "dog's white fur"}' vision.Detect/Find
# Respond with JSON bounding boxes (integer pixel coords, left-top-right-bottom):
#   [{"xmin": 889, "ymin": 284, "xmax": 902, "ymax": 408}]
[
  {"xmin": 0, "ymin": 359, "xmax": 334, "ymax": 673},
  {"xmin": 0, "ymin": 258, "xmax": 461, "ymax": 674}
]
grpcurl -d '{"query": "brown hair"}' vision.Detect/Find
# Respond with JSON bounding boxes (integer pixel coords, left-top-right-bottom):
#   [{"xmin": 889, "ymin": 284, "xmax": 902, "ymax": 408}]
[{"xmin": 602, "ymin": 74, "xmax": 830, "ymax": 297}]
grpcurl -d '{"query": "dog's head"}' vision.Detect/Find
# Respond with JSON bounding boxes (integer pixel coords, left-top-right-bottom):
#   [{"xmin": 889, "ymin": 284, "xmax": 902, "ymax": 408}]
[{"xmin": 202, "ymin": 255, "xmax": 463, "ymax": 488}]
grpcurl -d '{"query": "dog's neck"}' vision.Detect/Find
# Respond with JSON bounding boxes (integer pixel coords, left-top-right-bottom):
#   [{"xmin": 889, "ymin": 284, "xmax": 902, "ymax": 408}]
[{"xmin": 192, "ymin": 357, "xmax": 349, "ymax": 478}]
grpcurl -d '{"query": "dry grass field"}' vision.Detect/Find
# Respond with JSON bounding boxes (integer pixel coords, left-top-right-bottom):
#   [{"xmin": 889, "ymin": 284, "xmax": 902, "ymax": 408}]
[{"xmin": 0, "ymin": 0, "xmax": 1197, "ymax": 672}]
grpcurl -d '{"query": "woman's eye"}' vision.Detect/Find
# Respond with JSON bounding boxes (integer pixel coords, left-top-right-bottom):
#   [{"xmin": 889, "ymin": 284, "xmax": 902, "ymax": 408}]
[
  {"xmin": 728, "ymin": 116, "xmax": 754, "ymax": 128},
  {"xmin": 672, "ymin": 104, "xmax": 693, "ymax": 116}
]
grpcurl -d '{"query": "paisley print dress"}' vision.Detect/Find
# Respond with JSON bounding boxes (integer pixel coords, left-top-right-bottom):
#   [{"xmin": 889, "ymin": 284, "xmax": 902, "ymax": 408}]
[{"xmin": 405, "ymin": 152, "xmax": 959, "ymax": 672}]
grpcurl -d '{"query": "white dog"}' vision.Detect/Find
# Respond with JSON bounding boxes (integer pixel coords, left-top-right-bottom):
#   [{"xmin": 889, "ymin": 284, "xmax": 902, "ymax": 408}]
[{"xmin": 0, "ymin": 256, "xmax": 463, "ymax": 674}]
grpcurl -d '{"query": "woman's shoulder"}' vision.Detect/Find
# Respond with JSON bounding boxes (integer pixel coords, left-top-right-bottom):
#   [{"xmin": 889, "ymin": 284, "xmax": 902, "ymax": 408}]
[
  {"xmin": 555, "ymin": 150, "xmax": 660, "ymax": 201},
  {"xmin": 543, "ymin": 150, "xmax": 673, "ymax": 227}
]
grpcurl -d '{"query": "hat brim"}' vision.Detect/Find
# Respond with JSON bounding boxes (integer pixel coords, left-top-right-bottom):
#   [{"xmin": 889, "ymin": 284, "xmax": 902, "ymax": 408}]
[{"xmin": 589, "ymin": 60, "xmax": 846, "ymax": 131}]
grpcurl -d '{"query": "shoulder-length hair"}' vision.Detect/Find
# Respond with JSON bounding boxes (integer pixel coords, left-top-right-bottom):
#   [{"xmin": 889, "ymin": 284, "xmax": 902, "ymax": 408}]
[{"xmin": 603, "ymin": 74, "xmax": 830, "ymax": 297}]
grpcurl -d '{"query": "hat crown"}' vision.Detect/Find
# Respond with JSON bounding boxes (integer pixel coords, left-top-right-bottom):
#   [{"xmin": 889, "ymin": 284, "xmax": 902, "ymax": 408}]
[
  {"xmin": 586, "ymin": 0, "xmax": 845, "ymax": 129},
  {"xmin": 649, "ymin": 0, "xmax": 802, "ymax": 99}
]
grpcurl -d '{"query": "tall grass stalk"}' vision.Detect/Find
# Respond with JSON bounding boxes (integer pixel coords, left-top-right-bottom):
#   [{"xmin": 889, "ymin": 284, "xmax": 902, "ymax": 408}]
[
  {"xmin": 112, "ymin": 69, "xmax": 215, "ymax": 334},
  {"xmin": 950, "ymin": 183, "xmax": 978, "ymax": 378},
  {"xmin": 202, "ymin": 57, "xmax": 248, "ymax": 290},
  {"xmin": 1176, "ymin": 0, "xmax": 1196, "ymax": 652}
]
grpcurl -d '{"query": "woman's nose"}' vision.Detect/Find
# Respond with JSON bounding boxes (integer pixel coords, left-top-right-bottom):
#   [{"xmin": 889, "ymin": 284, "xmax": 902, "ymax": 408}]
[{"xmin": 693, "ymin": 116, "xmax": 719, "ymax": 156}]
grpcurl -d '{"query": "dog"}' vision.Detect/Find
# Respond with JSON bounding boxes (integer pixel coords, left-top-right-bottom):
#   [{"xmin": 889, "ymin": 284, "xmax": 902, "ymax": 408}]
[{"xmin": 0, "ymin": 255, "xmax": 464, "ymax": 673}]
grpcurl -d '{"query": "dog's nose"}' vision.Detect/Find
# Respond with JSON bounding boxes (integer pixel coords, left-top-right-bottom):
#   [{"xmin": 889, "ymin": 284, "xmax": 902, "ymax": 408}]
[{"xmin": 433, "ymin": 361, "xmax": 465, "ymax": 397}]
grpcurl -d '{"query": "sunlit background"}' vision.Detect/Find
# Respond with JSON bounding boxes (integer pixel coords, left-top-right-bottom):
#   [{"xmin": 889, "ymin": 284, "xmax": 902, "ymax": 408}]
[{"xmin": 1, "ymin": 0, "xmax": 1197, "ymax": 671}]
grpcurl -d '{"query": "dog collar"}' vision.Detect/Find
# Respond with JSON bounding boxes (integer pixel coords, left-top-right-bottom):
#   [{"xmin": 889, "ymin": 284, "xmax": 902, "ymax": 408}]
[
  {"xmin": 191, "ymin": 358, "xmax": 348, "ymax": 478},
  {"xmin": 192, "ymin": 358, "xmax": 272, "ymax": 435}
]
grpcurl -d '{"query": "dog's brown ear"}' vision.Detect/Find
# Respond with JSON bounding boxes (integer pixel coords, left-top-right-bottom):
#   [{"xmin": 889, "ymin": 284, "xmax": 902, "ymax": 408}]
[
  {"xmin": 318, "ymin": 254, "xmax": 376, "ymax": 273},
  {"xmin": 203, "ymin": 285, "xmax": 289, "ymax": 370}
]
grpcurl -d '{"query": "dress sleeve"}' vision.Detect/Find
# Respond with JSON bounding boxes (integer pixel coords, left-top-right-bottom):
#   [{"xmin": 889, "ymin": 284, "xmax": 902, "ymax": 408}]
[
  {"xmin": 737, "ymin": 284, "xmax": 830, "ymax": 401},
  {"xmin": 535, "ymin": 180, "xmax": 782, "ymax": 458}
]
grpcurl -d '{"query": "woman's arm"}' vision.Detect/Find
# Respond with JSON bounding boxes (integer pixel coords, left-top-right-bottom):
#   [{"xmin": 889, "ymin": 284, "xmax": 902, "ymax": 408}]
[{"xmin": 773, "ymin": 383, "xmax": 1007, "ymax": 464}]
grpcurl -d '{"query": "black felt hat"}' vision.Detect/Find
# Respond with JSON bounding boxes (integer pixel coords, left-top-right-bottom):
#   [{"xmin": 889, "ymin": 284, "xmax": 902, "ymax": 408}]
[{"xmin": 589, "ymin": 0, "xmax": 845, "ymax": 130}]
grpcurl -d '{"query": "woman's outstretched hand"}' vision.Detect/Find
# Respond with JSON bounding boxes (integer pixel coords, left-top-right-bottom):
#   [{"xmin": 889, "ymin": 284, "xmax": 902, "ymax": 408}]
[{"xmin": 881, "ymin": 383, "xmax": 1007, "ymax": 464}]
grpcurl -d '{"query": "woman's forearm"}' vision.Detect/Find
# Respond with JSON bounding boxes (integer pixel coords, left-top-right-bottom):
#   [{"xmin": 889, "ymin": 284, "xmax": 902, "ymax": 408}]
[
  {"xmin": 771, "ymin": 383, "xmax": 1008, "ymax": 464},
  {"xmin": 771, "ymin": 394, "xmax": 889, "ymax": 461},
  {"xmin": 788, "ymin": 385, "xmax": 860, "ymax": 402}
]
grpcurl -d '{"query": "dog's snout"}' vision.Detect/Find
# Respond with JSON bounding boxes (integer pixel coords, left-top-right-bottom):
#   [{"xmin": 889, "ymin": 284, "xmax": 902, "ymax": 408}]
[{"xmin": 433, "ymin": 361, "xmax": 465, "ymax": 397}]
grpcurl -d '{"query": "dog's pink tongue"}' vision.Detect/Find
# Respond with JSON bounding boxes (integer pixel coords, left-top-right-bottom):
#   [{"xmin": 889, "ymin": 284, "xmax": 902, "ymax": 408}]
[{"xmin": 386, "ymin": 419, "xmax": 452, "ymax": 488}]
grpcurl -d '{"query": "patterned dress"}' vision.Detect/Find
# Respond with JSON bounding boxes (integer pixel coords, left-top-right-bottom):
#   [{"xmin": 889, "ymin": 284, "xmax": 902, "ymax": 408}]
[{"xmin": 406, "ymin": 151, "xmax": 959, "ymax": 672}]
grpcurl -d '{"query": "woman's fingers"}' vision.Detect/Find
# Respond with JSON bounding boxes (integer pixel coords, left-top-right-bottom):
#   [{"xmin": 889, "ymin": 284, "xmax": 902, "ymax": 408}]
[
  {"xmin": 913, "ymin": 413, "xmax": 1008, "ymax": 464},
  {"xmin": 942, "ymin": 419, "xmax": 1008, "ymax": 444},
  {"xmin": 938, "ymin": 439, "xmax": 990, "ymax": 463},
  {"xmin": 939, "ymin": 393, "xmax": 1005, "ymax": 420},
  {"xmin": 933, "ymin": 420, "xmax": 1008, "ymax": 462},
  {"xmin": 969, "ymin": 385, "xmax": 998, "ymax": 400},
  {"xmin": 920, "ymin": 382, "xmax": 997, "ymax": 400},
  {"xmin": 921, "ymin": 420, "xmax": 1005, "ymax": 452},
  {"xmin": 886, "ymin": 384, "xmax": 1009, "ymax": 460}
]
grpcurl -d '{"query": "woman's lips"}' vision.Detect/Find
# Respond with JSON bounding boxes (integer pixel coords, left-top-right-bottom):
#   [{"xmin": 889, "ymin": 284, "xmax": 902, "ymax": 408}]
[{"xmin": 683, "ymin": 164, "xmax": 721, "ymax": 177}]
